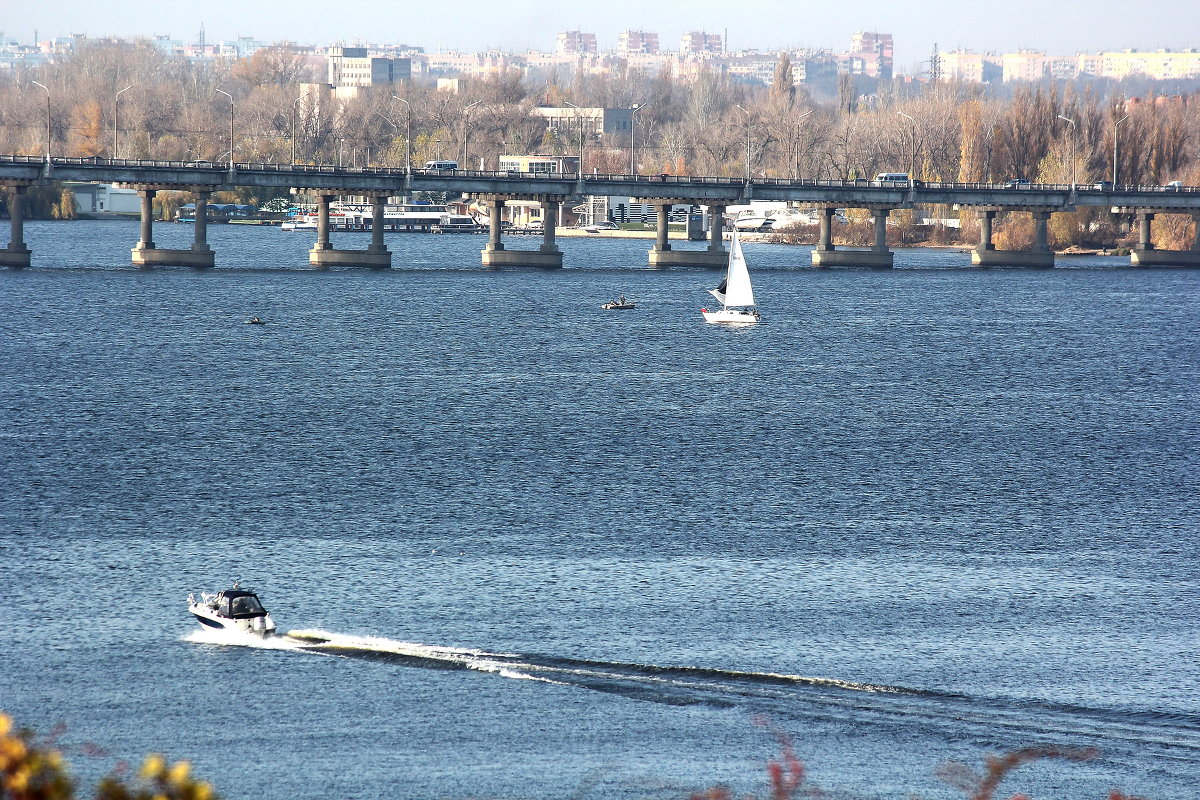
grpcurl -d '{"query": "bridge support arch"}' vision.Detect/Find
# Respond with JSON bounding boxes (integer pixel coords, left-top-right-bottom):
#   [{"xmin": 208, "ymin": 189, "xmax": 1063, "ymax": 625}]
[
  {"xmin": 1, "ymin": 182, "xmax": 33, "ymax": 267},
  {"xmin": 970, "ymin": 206, "xmax": 1055, "ymax": 267},
  {"xmin": 1120, "ymin": 208, "xmax": 1200, "ymax": 267},
  {"xmin": 308, "ymin": 193, "xmax": 393, "ymax": 268},
  {"xmin": 125, "ymin": 184, "xmax": 216, "ymax": 268},
  {"xmin": 477, "ymin": 194, "xmax": 565, "ymax": 267},
  {"xmin": 646, "ymin": 199, "xmax": 728, "ymax": 267},
  {"xmin": 811, "ymin": 205, "xmax": 896, "ymax": 267}
]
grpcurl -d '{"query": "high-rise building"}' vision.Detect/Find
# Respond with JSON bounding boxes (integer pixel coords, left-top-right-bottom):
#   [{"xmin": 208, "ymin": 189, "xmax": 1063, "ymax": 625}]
[
  {"xmin": 556, "ymin": 31, "xmax": 597, "ymax": 55},
  {"xmin": 843, "ymin": 31, "xmax": 893, "ymax": 79},
  {"xmin": 680, "ymin": 31, "xmax": 723, "ymax": 56},
  {"xmin": 617, "ymin": 30, "xmax": 659, "ymax": 56}
]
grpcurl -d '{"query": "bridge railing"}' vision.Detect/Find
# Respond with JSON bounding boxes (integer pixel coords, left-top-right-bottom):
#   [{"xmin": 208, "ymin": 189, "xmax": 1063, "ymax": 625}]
[{"xmin": 2, "ymin": 155, "xmax": 1198, "ymax": 196}]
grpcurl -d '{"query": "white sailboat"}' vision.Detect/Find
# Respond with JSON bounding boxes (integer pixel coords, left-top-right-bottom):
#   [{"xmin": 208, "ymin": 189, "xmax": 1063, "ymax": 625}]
[{"xmin": 701, "ymin": 229, "xmax": 760, "ymax": 324}]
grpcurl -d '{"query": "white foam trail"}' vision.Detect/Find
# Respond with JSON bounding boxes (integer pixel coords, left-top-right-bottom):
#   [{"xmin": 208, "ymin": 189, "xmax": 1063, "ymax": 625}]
[{"xmin": 182, "ymin": 627, "xmax": 303, "ymax": 650}]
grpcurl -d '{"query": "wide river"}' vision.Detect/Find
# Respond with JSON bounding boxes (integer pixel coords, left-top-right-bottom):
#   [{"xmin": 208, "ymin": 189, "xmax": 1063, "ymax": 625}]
[{"xmin": 2, "ymin": 219, "xmax": 1198, "ymax": 799}]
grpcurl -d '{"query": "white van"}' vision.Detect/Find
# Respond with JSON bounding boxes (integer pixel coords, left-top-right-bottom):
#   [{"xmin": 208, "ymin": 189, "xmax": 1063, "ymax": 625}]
[
  {"xmin": 873, "ymin": 172, "xmax": 910, "ymax": 184},
  {"xmin": 424, "ymin": 160, "xmax": 459, "ymax": 170}
]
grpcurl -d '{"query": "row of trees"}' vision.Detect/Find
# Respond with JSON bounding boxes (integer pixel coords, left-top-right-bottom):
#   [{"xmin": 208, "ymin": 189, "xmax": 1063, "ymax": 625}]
[{"xmin": 2, "ymin": 41, "xmax": 1196, "ymax": 184}]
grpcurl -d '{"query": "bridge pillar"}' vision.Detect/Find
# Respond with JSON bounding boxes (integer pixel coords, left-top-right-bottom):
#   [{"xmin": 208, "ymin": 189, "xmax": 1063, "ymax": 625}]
[
  {"xmin": 479, "ymin": 194, "xmax": 564, "ymax": 267},
  {"xmin": 137, "ymin": 189, "xmax": 156, "ymax": 250},
  {"xmin": 978, "ymin": 209, "xmax": 996, "ymax": 252},
  {"xmin": 816, "ymin": 207, "xmax": 835, "ymax": 252},
  {"xmin": 1129, "ymin": 209, "xmax": 1200, "ymax": 266},
  {"xmin": 486, "ymin": 198, "xmax": 505, "ymax": 252},
  {"xmin": 708, "ymin": 205, "xmax": 726, "ymax": 254},
  {"xmin": 540, "ymin": 200, "xmax": 560, "ymax": 254},
  {"xmin": 192, "ymin": 191, "xmax": 212, "ymax": 256},
  {"xmin": 653, "ymin": 203, "xmax": 671, "ymax": 253},
  {"xmin": 1137, "ymin": 212, "xmax": 1154, "ymax": 252},
  {"xmin": 813, "ymin": 206, "xmax": 894, "ymax": 267},
  {"xmin": 1, "ymin": 184, "xmax": 31, "ymax": 267},
  {"xmin": 369, "ymin": 196, "xmax": 388, "ymax": 254},
  {"xmin": 129, "ymin": 186, "xmax": 214, "ymax": 267},
  {"xmin": 309, "ymin": 193, "xmax": 392, "ymax": 268}
]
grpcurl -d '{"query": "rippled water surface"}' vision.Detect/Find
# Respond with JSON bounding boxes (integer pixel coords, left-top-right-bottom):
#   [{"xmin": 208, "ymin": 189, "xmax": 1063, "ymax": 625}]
[{"xmin": 2, "ymin": 220, "xmax": 1198, "ymax": 799}]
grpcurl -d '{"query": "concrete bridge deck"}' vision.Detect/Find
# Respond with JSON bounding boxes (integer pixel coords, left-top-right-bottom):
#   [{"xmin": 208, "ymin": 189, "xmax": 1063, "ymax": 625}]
[{"xmin": 2, "ymin": 155, "xmax": 1198, "ymax": 268}]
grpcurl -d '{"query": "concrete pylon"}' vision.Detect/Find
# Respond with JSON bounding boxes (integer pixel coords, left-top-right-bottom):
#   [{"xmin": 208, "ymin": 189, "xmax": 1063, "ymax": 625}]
[
  {"xmin": 971, "ymin": 207, "xmax": 1054, "ymax": 267},
  {"xmin": 479, "ymin": 193, "xmax": 564, "ymax": 267},
  {"xmin": 1, "ymin": 183, "xmax": 32, "ymax": 267},
  {"xmin": 130, "ymin": 185, "xmax": 215, "ymax": 267},
  {"xmin": 308, "ymin": 192, "xmax": 392, "ymax": 268},
  {"xmin": 647, "ymin": 198, "xmax": 727, "ymax": 267},
  {"xmin": 812, "ymin": 205, "xmax": 895, "ymax": 267}
]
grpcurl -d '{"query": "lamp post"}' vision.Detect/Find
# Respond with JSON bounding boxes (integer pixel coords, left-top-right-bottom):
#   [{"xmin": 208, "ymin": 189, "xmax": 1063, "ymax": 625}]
[
  {"xmin": 291, "ymin": 96, "xmax": 303, "ymax": 165},
  {"xmin": 114, "ymin": 84, "xmax": 134, "ymax": 159},
  {"xmin": 897, "ymin": 111, "xmax": 916, "ymax": 182},
  {"xmin": 1113, "ymin": 113, "xmax": 1129, "ymax": 186},
  {"xmin": 1058, "ymin": 114, "xmax": 1077, "ymax": 188},
  {"xmin": 793, "ymin": 108, "xmax": 812, "ymax": 180},
  {"xmin": 629, "ymin": 102, "xmax": 650, "ymax": 175},
  {"xmin": 460, "ymin": 99, "xmax": 482, "ymax": 167},
  {"xmin": 391, "ymin": 96, "xmax": 412, "ymax": 173},
  {"xmin": 31, "ymin": 81, "xmax": 50, "ymax": 162},
  {"xmin": 735, "ymin": 104, "xmax": 753, "ymax": 182},
  {"xmin": 563, "ymin": 101, "xmax": 586, "ymax": 176},
  {"xmin": 215, "ymin": 88, "xmax": 234, "ymax": 167}
]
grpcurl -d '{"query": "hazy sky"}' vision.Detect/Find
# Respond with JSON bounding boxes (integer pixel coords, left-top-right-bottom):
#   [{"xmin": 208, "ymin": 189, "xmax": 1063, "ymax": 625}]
[{"xmin": 5, "ymin": 0, "xmax": 1197, "ymax": 72}]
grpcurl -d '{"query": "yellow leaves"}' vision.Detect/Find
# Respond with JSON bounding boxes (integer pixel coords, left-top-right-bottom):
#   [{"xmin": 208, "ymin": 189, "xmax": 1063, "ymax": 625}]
[
  {"xmin": 140, "ymin": 754, "xmax": 166, "ymax": 781},
  {"xmin": 2, "ymin": 712, "xmax": 218, "ymax": 800}
]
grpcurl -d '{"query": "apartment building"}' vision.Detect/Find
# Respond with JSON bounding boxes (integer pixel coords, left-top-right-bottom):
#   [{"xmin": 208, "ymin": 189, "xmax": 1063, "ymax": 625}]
[
  {"xmin": 327, "ymin": 46, "xmax": 411, "ymax": 87},
  {"xmin": 556, "ymin": 31, "xmax": 597, "ymax": 55},
  {"xmin": 617, "ymin": 30, "xmax": 659, "ymax": 56},
  {"xmin": 680, "ymin": 31, "xmax": 723, "ymax": 56}
]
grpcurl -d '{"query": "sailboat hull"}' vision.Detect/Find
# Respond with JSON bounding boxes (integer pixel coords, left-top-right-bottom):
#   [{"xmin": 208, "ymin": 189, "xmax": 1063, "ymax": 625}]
[{"xmin": 702, "ymin": 308, "xmax": 760, "ymax": 324}]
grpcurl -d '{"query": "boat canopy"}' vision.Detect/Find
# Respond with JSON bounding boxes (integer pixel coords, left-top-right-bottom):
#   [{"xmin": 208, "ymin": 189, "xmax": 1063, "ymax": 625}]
[{"xmin": 217, "ymin": 590, "xmax": 267, "ymax": 618}]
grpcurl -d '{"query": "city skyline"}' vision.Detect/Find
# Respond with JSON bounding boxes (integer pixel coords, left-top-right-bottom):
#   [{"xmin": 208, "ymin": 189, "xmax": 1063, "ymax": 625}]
[{"xmin": 3, "ymin": 0, "xmax": 1198, "ymax": 73}]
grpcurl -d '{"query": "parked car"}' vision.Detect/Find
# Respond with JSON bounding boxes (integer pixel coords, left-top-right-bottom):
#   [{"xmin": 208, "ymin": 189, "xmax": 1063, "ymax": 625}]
[
  {"xmin": 1093, "ymin": 181, "xmax": 1113, "ymax": 190},
  {"xmin": 588, "ymin": 221, "xmax": 619, "ymax": 230},
  {"xmin": 1164, "ymin": 180, "xmax": 1184, "ymax": 191},
  {"xmin": 1005, "ymin": 178, "xmax": 1031, "ymax": 188}
]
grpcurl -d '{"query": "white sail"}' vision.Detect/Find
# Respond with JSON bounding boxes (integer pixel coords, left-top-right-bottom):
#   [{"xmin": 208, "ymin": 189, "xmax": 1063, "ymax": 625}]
[{"xmin": 721, "ymin": 231, "xmax": 755, "ymax": 308}]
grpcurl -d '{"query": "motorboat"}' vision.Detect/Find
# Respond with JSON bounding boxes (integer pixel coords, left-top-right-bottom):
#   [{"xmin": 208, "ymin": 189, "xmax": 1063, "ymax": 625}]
[
  {"xmin": 601, "ymin": 296, "xmax": 636, "ymax": 310},
  {"xmin": 701, "ymin": 229, "xmax": 760, "ymax": 324},
  {"xmin": 188, "ymin": 582, "xmax": 277, "ymax": 636},
  {"xmin": 246, "ymin": 317, "xmax": 265, "ymax": 325}
]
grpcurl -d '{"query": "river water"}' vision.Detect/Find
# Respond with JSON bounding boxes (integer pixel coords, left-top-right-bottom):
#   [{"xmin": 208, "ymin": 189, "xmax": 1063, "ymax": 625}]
[{"xmin": 2, "ymin": 219, "xmax": 1198, "ymax": 799}]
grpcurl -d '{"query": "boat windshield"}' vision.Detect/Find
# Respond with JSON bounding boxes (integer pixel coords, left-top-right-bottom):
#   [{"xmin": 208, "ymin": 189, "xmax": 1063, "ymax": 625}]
[
  {"xmin": 231, "ymin": 595, "xmax": 264, "ymax": 615},
  {"xmin": 224, "ymin": 594, "xmax": 265, "ymax": 616}
]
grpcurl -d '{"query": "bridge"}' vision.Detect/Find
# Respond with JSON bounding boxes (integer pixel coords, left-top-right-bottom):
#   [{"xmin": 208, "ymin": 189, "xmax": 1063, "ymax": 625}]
[{"xmin": 2, "ymin": 154, "xmax": 1198, "ymax": 269}]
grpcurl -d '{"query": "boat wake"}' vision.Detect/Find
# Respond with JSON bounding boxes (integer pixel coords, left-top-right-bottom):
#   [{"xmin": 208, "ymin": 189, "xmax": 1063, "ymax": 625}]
[{"xmin": 183, "ymin": 627, "xmax": 1200, "ymax": 769}]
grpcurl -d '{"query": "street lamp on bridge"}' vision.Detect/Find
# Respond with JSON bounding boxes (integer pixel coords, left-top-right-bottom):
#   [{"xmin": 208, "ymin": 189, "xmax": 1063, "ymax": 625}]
[
  {"xmin": 897, "ymin": 111, "xmax": 917, "ymax": 182},
  {"xmin": 460, "ymin": 100, "xmax": 482, "ymax": 168},
  {"xmin": 735, "ymin": 104, "xmax": 753, "ymax": 182},
  {"xmin": 291, "ymin": 96, "xmax": 304, "ymax": 165},
  {"xmin": 392, "ymin": 96, "xmax": 413, "ymax": 173},
  {"xmin": 31, "ymin": 81, "xmax": 50, "ymax": 162},
  {"xmin": 1113, "ymin": 113, "xmax": 1129, "ymax": 186},
  {"xmin": 563, "ymin": 101, "xmax": 587, "ymax": 176},
  {"xmin": 215, "ymin": 89, "xmax": 234, "ymax": 168},
  {"xmin": 629, "ymin": 102, "xmax": 650, "ymax": 176},
  {"xmin": 114, "ymin": 85, "xmax": 134, "ymax": 159},
  {"xmin": 1058, "ymin": 114, "xmax": 1077, "ymax": 189}
]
